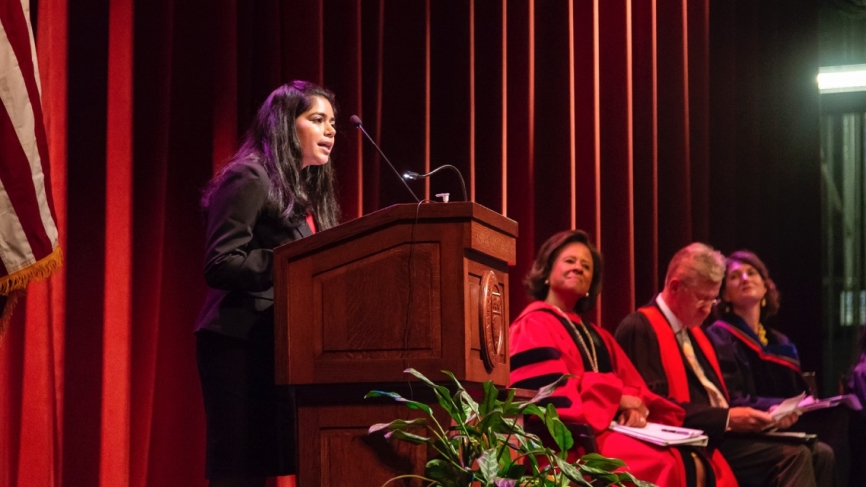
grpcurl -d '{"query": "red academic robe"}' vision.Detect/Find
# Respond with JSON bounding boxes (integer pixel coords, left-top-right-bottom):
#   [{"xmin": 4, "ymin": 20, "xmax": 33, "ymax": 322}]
[
  {"xmin": 637, "ymin": 305, "xmax": 738, "ymax": 487},
  {"xmin": 509, "ymin": 301, "xmax": 689, "ymax": 486}
]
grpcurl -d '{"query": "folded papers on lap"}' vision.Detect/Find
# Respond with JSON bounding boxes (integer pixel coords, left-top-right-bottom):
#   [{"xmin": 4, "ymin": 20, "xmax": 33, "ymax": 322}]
[
  {"xmin": 769, "ymin": 392, "xmax": 807, "ymax": 420},
  {"xmin": 770, "ymin": 391, "xmax": 862, "ymax": 421},
  {"xmin": 797, "ymin": 393, "xmax": 862, "ymax": 413},
  {"xmin": 609, "ymin": 421, "xmax": 709, "ymax": 447},
  {"xmin": 608, "ymin": 392, "xmax": 861, "ymax": 448}
]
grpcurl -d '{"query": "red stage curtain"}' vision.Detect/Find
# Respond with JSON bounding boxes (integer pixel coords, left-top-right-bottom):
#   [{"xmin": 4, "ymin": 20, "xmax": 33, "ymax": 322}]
[{"xmin": 0, "ymin": 0, "xmax": 820, "ymax": 486}]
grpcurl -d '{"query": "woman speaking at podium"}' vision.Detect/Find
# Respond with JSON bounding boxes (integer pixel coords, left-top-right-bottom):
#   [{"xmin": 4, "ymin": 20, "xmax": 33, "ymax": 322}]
[{"xmin": 195, "ymin": 81, "xmax": 341, "ymax": 487}]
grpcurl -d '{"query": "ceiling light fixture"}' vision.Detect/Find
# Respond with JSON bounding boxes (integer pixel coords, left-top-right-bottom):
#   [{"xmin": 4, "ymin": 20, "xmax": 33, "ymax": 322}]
[{"xmin": 818, "ymin": 64, "xmax": 866, "ymax": 94}]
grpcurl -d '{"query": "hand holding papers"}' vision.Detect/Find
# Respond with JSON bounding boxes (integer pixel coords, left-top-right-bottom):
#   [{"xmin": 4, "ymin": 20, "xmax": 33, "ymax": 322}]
[
  {"xmin": 769, "ymin": 391, "xmax": 863, "ymax": 421},
  {"xmin": 609, "ymin": 421, "xmax": 708, "ymax": 447},
  {"xmin": 762, "ymin": 391, "xmax": 862, "ymax": 433},
  {"xmin": 797, "ymin": 393, "xmax": 862, "ymax": 413},
  {"xmin": 768, "ymin": 392, "xmax": 806, "ymax": 421}
]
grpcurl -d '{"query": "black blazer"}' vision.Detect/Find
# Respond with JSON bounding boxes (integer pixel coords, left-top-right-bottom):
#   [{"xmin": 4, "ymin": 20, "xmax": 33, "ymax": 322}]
[{"xmin": 195, "ymin": 159, "xmax": 313, "ymax": 339}]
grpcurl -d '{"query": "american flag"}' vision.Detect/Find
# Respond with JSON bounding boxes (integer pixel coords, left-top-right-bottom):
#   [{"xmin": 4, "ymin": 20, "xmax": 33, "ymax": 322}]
[{"xmin": 0, "ymin": 0, "xmax": 61, "ymax": 336}]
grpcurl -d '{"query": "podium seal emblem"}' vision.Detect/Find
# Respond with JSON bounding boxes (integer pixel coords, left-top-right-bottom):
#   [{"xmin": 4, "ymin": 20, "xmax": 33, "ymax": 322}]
[{"xmin": 479, "ymin": 270, "xmax": 504, "ymax": 371}]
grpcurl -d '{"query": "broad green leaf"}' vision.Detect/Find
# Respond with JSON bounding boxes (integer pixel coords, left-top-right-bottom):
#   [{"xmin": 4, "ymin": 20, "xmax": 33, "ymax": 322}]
[
  {"xmin": 501, "ymin": 393, "xmax": 526, "ymax": 417},
  {"xmin": 580, "ymin": 452, "xmax": 626, "ymax": 470},
  {"xmin": 403, "ymin": 368, "xmax": 460, "ymax": 420},
  {"xmin": 494, "ymin": 441, "xmax": 514, "ymax": 466},
  {"xmin": 502, "ymin": 388, "xmax": 516, "ymax": 406},
  {"xmin": 426, "ymin": 459, "xmax": 466, "ymax": 487},
  {"xmin": 553, "ymin": 457, "xmax": 593, "ymax": 487},
  {"xmin": 517, "ymin": 434, "xmax": 544, "ymax": 452},
  {"xmin": 478, "ymin": 449, "xmax": 500, "ymax": 484},
  {"xmin": 458, "ymin": 390, "xmax": 479, "ymax": 421},
  {"xmin": 372, "ymin": 371, "xmax": 651, "ymax": 487},
  {"xmin": 480, "ymin": 381, "xmax": 499, "ymax": 416},
  {"xmin": 500, "ymin": 417, "xmax": 525, "ymax": 436},
  {"xmin": 502, "ymin": 463, "xmax": 526, "ymax": 479},
  {"xmin": 579, "ymin": 464, "xmax": 621, "ymax": 478},
  {"xmin": 442, "ymin": 370, "xmax": 468, "ymax": 395},
  {"xmin": 404, "ymin": 368, "xmax": 439, "ymax": 388},
  {"xmin": 367, "ymin": 422, "xmax": 391, "ymax": 435},
  {"xmin": 539, "ymin": 405, "xmax": 573, "ymax": 455},
  {"xmin": 365, "ymin": 390, "xmax": 434, "ymax": 415},
  {"xmin": 545, "ymin": 420, "xmax": 573, "ymax": 455},
  {"xmin": 440, "ymin": 371, "xmax": 476, "ymax": 423},
  {"xmin": 477, "ymin": 410, "xmax": 506, "ymax": 435},
  {"xmin": 524, "ymin": 375, "xmax": 571, "ymax": 406},
  {"xmin": 368, "ymin": 417, "xmax": 427, "ymax": 435},
  {"xmin": 384, "ymin": 429, "xmax": 432, "ymax": 445},
  {"xmin": 614, "ymin": 471, "xmax": 657, "ymax": 487},
  {"xmin": 364, "ymin": 390, "xmax": 404, "ymax": 400},
  {"xmin": 543, "ymin": 403, "xmax": 560, "ymax": 422},
  {"xmin": 519, "ymin": 403, "xmax": 545, "ymax": 418}
]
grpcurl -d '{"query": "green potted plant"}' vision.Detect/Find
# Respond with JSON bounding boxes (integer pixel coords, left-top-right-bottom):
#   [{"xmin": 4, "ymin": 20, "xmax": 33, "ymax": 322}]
[{"xmin": 366, "ymin": 368, "xmax": 655, "ymax": 487}]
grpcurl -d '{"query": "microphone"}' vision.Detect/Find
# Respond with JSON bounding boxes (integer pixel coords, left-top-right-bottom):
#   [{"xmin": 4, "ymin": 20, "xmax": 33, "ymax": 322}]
[
  {"xmin": 403, "ymin": 165, "xmax": 468, "ymax": 202},
  {"xmin": 350, "ymin": 115, "xmax": 420, "ymax": 203}
]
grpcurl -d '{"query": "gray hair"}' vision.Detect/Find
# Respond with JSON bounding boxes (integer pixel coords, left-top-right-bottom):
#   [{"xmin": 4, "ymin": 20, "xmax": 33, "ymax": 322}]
[{"xmin": 664, "ymin": 242, "xmax": 725, "ymax": 287}]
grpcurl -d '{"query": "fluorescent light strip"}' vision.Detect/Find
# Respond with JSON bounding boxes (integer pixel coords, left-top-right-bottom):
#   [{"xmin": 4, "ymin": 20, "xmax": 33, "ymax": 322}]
[{"xmin": 818, "ymin": 64, "xmax": 866, "ymax": 94}]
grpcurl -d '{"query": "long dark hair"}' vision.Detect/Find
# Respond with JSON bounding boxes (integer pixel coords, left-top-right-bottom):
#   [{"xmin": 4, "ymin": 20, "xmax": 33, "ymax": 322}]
[
  {"xmin": 524, "ymin": 230, "xmax": 604, "ymax": 313},
  {"xmin": 203, "ymin": 80, "xmax": 340, "ymax": 229}
]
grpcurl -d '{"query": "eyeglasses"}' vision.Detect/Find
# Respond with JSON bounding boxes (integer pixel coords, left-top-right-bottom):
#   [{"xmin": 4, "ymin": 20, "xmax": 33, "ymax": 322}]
[{"xmin": 681, "ymin": 282, "xmax": 720, "ymax": 307}]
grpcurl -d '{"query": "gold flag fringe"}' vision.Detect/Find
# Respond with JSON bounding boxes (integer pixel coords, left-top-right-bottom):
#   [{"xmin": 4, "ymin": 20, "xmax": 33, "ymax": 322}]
[
  {"xmin": 0, "ymin": 246, "xmax": 64, "ymax": 340},
  {"xmin": 0, "ymin": 246, "xmax": 64, "ymax": 295},
  {"xmin": 0, "ymin": 291, "xmax": 24, "ymax": 340}
]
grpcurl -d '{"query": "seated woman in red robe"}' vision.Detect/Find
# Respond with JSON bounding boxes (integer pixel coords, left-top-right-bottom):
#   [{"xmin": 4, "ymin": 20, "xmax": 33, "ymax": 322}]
[{"xmin": 510, "ymin": 230, "xmax": 734, "ymax": 487}]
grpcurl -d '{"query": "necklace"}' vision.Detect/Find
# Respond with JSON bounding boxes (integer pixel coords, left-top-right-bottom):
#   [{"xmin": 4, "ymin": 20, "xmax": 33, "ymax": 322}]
[
  {"xmin": 757, "ymin": 323, "xmax": 769, "ymax": 346},
  {"xmin": 551, "ymin": 305, "xmax": 599, "ymax": 373}
]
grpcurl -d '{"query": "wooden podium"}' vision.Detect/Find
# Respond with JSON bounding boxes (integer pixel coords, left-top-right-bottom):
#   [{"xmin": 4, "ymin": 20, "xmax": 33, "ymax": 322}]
[{"xmin": 273, "ymin": 202, "xmax": 517, "ymax": 486}]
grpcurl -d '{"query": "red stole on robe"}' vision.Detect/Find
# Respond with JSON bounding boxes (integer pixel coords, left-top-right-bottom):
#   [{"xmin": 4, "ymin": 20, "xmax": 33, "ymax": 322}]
[
  {"xmin": 637, "ymin": 305, "xmax": 729, "ymax": 402},
  {"xmin": 637, "ymin": 306, "xmax": 739, "ymax": 487},
  {"xmin": 713, "ymin": 321, "xmax": 802, "ymax": 374}
]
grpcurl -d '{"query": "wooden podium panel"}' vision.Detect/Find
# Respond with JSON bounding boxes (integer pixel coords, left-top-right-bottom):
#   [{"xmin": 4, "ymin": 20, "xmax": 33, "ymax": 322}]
[
  {"xmin": 274, "ymin": 202, "xmax": 517, "ymax": 387},
  {"xmin": 293, "ymin": 393, "xmax": 452, "ymax": 487},
  {"xmin": 272, "ymin": 202, "xmax": 517, "ymax": 486}
]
